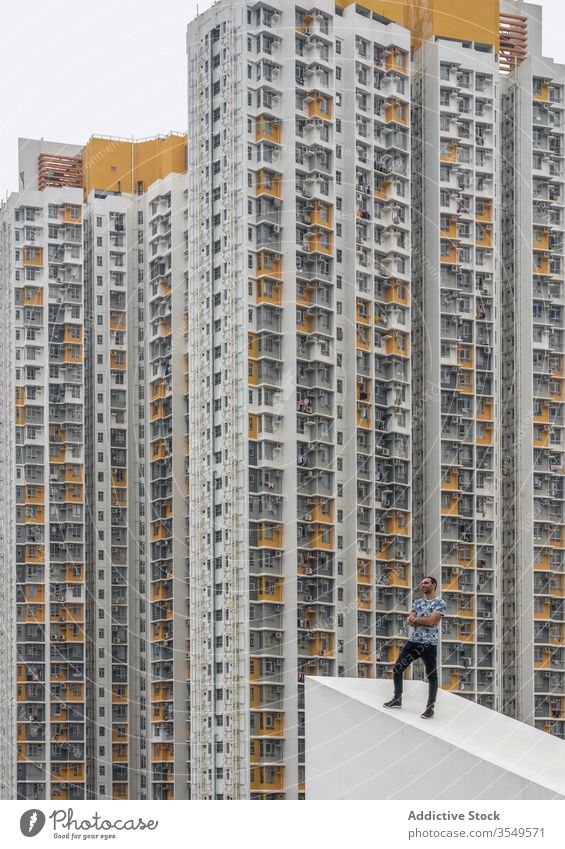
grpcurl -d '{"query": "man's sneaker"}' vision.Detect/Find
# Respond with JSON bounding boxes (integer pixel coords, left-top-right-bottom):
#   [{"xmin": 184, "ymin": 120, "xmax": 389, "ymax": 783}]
[
  {"xmin": 421, "ymin": 706, "xmax": 434, "ymax": 719},
  {"xmin": 383, "ymin": 697, "xmax": 402, "ymax": 708}
]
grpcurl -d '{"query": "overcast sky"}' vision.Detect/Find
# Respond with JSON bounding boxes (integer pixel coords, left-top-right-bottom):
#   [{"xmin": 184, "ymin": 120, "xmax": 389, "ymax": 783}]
[{"xmin": 1, "ymin": 0, "xmax": 564, "ymax": 196}]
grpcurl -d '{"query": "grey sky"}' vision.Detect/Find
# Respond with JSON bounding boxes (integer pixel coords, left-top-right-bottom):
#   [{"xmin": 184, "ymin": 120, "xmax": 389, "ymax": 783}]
[{"xmin": 0, "ymin": 0, "xmax": 564, "ymax": 196}]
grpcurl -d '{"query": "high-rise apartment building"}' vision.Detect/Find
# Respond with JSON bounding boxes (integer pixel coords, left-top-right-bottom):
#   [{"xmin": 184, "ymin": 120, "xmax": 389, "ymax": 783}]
[
  {"xmin": 0, "ymin": 134, "xmax": 187, "ymax": 801},
  {"xmin": 1, "ymin": 0, "xmax": 565, "ymax": 804},
  {"xmin": 500, "ymin": 1, "xmax": 565, "ymax": 737}
]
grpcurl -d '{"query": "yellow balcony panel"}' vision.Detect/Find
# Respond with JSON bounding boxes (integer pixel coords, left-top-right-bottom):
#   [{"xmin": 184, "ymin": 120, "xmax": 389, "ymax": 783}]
[
  {"xmin": 256, "ymin": 252, "xmax": 282, "ymax": 280},
  {"xmin": 385, "ymin": 282, "xmax": 409, "ymax": 305},
  {"xmin": 250, "ymin": 687, "xmax": 261, "ymax": 710},
  {"xmin": 111, "ymin": 351, "xmax": 126, "ymax": 370},
  {"xmin": 443, "ymin": 672, "xmax": 460, "ymax": 691},
  {"xmin": 440, "ymin": 143, "xmax": 458, "ymax": 163},
  {"xmin": 457, "ymin": 603, "xmax": 474, "ymax": 618},
  {"xmin": 52, "ymin": 764, "xmax": 85, "ymax": 782},
  {"xmin": 307, "ymin": 525, "xmax": 334, "ymax": 551},
  {"xmin": 533, "ymin": 82, "xmax": 550, "ymax": 101},
  {"xmin": 385, "ymin": 333, "xmax": 409, "ymax": 357},
  {"xmin": 152, "ymin": 743, "xmax": 174, "ymax": 762},
  {"xmin": 24, "ymin": 545, "xmax": 45, "ymax": 564},
  {"xmin": 64, "ymin": 684, "xmax": 85, "ymax": 702},
  {"xmin": 63, "ymin": 205, "xmax": 82, "ymax": 223},
  {"xmin": 150, "ymin": 400, "xmax": 163, "ymax": 421},
  {"xmin": 441, "ymin": 245, "xmax": 458, "ymax": 264},
  {"xmin": 151, "ymin": 580, "xmax": 172, "ymax": 602},
  {"xmin": 477, "ymin": 428, "xmax": 493, "ymax": 446},
  {"xmin": 23, "ymin": 247, "xmax": 43, "ymax": 267},
  {"xmin": 356, "ymin": 301, "xmax": 371, "ymax": 325},
  {"xmin": 534, "ymin": 552, "xmax": 550, "ymax": 571},
  {"xmin": 533, "ymin": 230, "xmax": 550, "ymax": 251},
  {"xmin": 306, "ymin": 231, "xmax": 332, "ymax": 254},
  {"xmin": 64, "ymin": 466, "xmax": 83, "ymax": 483},
  {"xmin": 112, "ymin": 787, "xmax": 128, "ymax": 800},
  {"xmin": 248, "ymin": 332, "xmax": 258, "ymax": 358},
  {"xmin": 15, "ymin": 386, "xmax": 24, "ymax": 405},
  {"xmin": 151, "ymin": 621, "xmax": 171, "ymax": 642},
  {"xmin": 534, "ymin": 431, "xmax": 549, "ymax": 448},
  {"xmin": 385, "ymin": 100, "xmax": 408, "ymax": 125},
  {"xmin": 296, "ymin": 311, "xmax": 314, "ymax": 332},
  {"xmin": 64, "ymin": 484, "xmax": 83, "ymax": 503},
  {"xmin": 534, "ymin": 602, "xmax": 551, "ymax": 620},
  {"xmin": 112, "ymin": 745, "xmax": 129, "ymax": 763},
  {"xmin": 250, "ymin": 766, "xmax": 284, "ymax": 792},
  {"xmin": 112, "ymin": 686, "xmax": 128, "ymax": 704},
  {"xmin": 457, "ymin": 375, "xmax": 474, "ymax": 393},
  {"xmin": 441, "ymin": 495, "xmax": 459, "ymax": 516},
  {"xmin": 111, "ymin": 470, "xmax": 127, "ymax": 487},
  {"xmin": 249, "ymin": 413, "xmax": 258, "ymax": 440},
  {"xmin": 311, "ymin": 203, "xmax": 333, "ymax": 229},
  {"xmin": 476, "ymin": 227, "xmax": 493, "ymax": 247},
  {"xmin": 356, "ymin": 404, "xmax": 371, "ymax": 429},
  {"xmin": 385, "ymin": 50, "xmax": 408, "ymax": 74},
  {"xmin": 374, "ymin": 178, "xmax": 391, "ymax": 200},
  {"xmin": 25, "ymin": 485, "xmax": 44, "ymax": 504},
  {"xmin": 23, "ymin": 287, "xmax": 43, "ymax": 306},
  {"xmin": 16, "ymin": 407, "xmax": 25, "ymax": 426},
  {"xmin": 441, "ymin": 471, "xmax": 458, "ymax": 490},
  {"xmin": 385, "ymin": 515, "xmax": 409, "ymax": 536},
  {"xmin": 110, "ymin": 311, "xmax": 126, "ymax": 331},
  {"xmin": 50, "ymin": 445, "xmax": 66, "ymax": 462},
  {"xmin": 476, "ymin": 200, "xmax": 492, "ymax": 222},
  {"xmin": 535, "ymin": 651, "xmax": 552, "ymax": 669},
  {"xmin": 22, "ymin": 602, "xmax": 45, "ymax": 622},
  {"xmin": 256, "ymin": 576, "xmax": 283, "ymax": 602},
  {"xmin": 64, "ymin": 326, "xmax": 83, "ymax": 343},
  {"xmin": 307, "ymin": 93, "xmax": 333, "ymax": 120},
  {"xmin": 63, "ymin": 345, "xmax": 82, "ymax": 364},
  {"xmin": 310, "ymin": 634, "xmax": 334, "ymax": 658},
  {"xmin": 458, "ymin": 624, "xmax": 475, "ymax": 642},
  {"xmin": 457, "ymin": 346, "xmax": 473, "ymax": 368},
  {"xmin": 151, "ymin": 440, "xmax": 168, "ymax": 460},
  {"xmin": 151, "ymin": 521, "xmax": 171, "ymax": 542},
  {"xmin": 534, "ymin": 257, "xmax": 550, "ymax": 276},
  {"xmin": 477, "ymin": 401, "xmax": 494, "ymax": 421},
  {"xmin": 256, "ymin": 115, "xmax": 281, "ymax": 144},
  {"xmin": 24, "ymin": 506, "xmax": 44, "ymax": 523},
  {"xmin": 255, "ymin": 523, "xmax": 283, "ymax": 549},
  {"xmin": 255, "ymin": 169, "xmax": 282, "ymax": 198},
  {"xmin": 312, "ymin": 498, "xmax": 334, "ymax": 524},
  {"xmin": 150, "ymin": 380, "xmax": 167, "ymax": 400}
]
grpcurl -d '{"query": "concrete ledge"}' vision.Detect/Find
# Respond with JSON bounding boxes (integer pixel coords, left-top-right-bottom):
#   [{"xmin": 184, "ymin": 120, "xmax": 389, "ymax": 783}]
[{"xmin": 305, "ymin": 677, "xmax": 565, "ymax": 799}]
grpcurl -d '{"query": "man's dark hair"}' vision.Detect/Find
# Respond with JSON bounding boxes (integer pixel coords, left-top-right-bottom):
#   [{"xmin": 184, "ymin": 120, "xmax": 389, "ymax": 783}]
[{"xmin": 423, "ymin": 576, "xmax": 437, "ymax": 588}]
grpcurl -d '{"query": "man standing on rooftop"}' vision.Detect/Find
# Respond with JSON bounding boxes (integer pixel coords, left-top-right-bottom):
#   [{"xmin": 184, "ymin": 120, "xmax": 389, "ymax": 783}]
[{"xmin": 383, "ymin": 576, "xmax": 446, "ymax": 718}]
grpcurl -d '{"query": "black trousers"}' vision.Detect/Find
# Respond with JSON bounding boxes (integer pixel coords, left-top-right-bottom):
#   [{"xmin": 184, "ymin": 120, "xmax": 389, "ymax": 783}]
[{"xmin": 392, "ymin": 640, "xmax": 439, "ymax": 707}]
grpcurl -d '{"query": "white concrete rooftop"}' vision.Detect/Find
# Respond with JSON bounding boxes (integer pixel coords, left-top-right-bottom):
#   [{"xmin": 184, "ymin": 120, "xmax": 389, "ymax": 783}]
[{"xmin": 305, "ymin": 678, "xmax": 565, "ymax": 799}]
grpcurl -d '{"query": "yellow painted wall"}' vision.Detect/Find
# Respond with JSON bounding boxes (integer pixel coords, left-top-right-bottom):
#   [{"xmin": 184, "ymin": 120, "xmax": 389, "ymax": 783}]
[
  {"xmin": 82, "ymin": 133, "xmax": 187, "ymax": 196},
  {"xmin": 336, "ymin": 0, "xmax": 500, "ymax": 49}
]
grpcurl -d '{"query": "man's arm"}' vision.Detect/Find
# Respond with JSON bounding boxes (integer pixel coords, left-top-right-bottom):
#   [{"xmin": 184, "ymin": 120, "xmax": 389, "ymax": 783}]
[{"xmin": 410, "ymin": 611, "xmax": 441, "ymax": 626}]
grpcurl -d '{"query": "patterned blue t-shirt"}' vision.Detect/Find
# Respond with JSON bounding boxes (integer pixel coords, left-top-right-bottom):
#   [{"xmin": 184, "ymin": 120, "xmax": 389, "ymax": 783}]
[{"xmin": 410, "ymin": 596, "xmax": 446, "ymax": 645}]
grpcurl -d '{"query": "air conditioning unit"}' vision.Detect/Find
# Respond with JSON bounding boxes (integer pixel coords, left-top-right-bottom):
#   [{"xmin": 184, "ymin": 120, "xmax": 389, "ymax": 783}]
[
  {"xmin": 381, "ymin": 448, "xmax": 390, "ymax": 457},
  {"xmin": 274, "ymin": 632, "xmax": 282, "ymax": 639}
]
